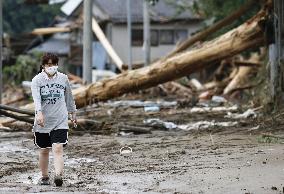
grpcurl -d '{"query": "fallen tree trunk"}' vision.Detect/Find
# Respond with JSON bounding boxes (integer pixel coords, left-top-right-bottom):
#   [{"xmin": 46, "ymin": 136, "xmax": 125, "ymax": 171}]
[
  {"xmin": 73, "ymin": 10, "xmax": 266, "ymax": 108},
  {"xmin": 0, "ymin": 104, "xmax": 34, "ymax": 116},
  {"xmin": 0, "ymin": 109, "xmax": 34, "ymax": 124}
]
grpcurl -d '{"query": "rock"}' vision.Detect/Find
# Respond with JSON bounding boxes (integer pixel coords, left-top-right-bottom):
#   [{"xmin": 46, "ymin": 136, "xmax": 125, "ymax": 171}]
[{"xmin": 271, "ymin": 186, "xmax": 277, "ymax": 190}]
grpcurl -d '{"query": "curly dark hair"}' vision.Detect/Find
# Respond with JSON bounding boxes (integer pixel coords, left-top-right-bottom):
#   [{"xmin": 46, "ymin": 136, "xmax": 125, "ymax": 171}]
[
  {"xmin": 39, "ymin": 53, "xmax": 59, "ymax": 73},
  {"xmin": 41, "ymin": 52, "xmax": 59, "ymax": 66}
]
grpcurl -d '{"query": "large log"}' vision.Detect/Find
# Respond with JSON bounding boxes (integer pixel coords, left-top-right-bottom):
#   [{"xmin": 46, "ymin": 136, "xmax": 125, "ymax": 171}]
[{"xmin": 73, "ymin": 10, "xmax": 267, "ymax": 109}]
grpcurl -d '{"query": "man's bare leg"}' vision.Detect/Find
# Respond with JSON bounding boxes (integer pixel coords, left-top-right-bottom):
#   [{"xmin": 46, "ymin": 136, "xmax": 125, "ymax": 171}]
[
  {"xmin": 52, "ymin": 143, "xmax": 64, "ymax": 175},
  {"xmin": 39, "ymin": 148, "xmax": 49, "ymax": 177},
  {"xmin": 52, "ymin": 143, "xmax": 64, "ymax": 186}
]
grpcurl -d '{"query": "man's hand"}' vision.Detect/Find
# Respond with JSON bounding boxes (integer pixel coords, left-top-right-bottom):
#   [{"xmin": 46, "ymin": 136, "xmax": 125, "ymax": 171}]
[
  {"xmin": 36, "ymin": 111, "xmax": 45, "ymax": 127},
  {"xmin": 69, "ymin": 112, "xmax": 77, "ymax": 127}
]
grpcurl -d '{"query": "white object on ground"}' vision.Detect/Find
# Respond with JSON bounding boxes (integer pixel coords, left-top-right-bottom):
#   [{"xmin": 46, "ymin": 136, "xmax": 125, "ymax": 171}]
[
  {"xmin": 65, "ymin": 157, "xmax": 97, "ymax": 167},
  {"xmin": 144, "ymin": 106, "xmax": 160, "ymax": 112},
  {"xmin": 143, "ymin": 119, "xmax": 178, "ymax": 130},
  {"xmin": 212, "ymin": 96, "xmax": 227, "ymax": 103},
  {"xmin": 190, "ymin": 105, "xmax": 238, "ymax": 113},
  {"xmin": 225, "ymin": 109, "xmax": 257, "ymax": 119},
  {"xmin": 178, "ymin": 120, "xmax": 238, "ymax": 131},
  {"xmin": 103, "ymin": 100, "xmax": 177, "ymax": 108},
  {"xmin": 120, "ymin": 146, "xmax": 133, "ymax": 155},
  {"xmin": 248, "ymin": 125, "xmax": 260, "ymax": 131}
]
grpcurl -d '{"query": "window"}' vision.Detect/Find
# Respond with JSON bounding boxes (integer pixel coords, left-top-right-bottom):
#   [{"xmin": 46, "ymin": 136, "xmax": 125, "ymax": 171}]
[
  {"xmin": 132, "ymin": 29, "xmax": 159, "ymax": 46},
  {"xmin": 150, "ymin": 30, "xmax": 159, "ymax": 46},
  {"xmin": 175, "ymin": 29, "xmax": 188, "ymax": 44},
  {"xmin": 159, "ymin": 30, "xmax": 174, "ymax": 45},
  {"xmin": 131, "ymin": 28, "xmax": 188, "ymax": 46},
  {"xmin": 132, "ymin": 29, "xmax": 143, "ymax": 46}
]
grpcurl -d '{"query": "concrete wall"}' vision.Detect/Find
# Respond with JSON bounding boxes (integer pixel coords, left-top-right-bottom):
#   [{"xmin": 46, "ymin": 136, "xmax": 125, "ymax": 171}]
[{"xmin": 111, "ymin": 21, "xmax": 202, "ymax": 64}]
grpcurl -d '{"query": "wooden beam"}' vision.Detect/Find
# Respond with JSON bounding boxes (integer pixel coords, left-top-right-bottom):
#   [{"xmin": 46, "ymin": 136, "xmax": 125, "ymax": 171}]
[
  {"xmin": 92, "ymin": 17, "xmax": 124, "ymax": 71},
  {"xmin": 31, "ymin": 27, "xmax": 71, "ymax": 35},
  {"xmin": 0, "ymin": 104, "xmax": 34, "ymax": 116}
]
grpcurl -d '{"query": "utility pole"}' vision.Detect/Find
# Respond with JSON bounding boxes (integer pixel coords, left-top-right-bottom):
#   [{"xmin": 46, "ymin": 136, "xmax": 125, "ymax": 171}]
[
  {"xmin": 143, "ymin": 0, "xmax": 150, "ymax": 66},
  {"xmin": 127, "ymin": 0, "xmax": 132, "ymax": 70},
  {"xmin": 83, "ymin": 0, "xmax": 93, "ymax": 84},
  {"xmin": 0, "ymin": 0, "xmax": 3, "ymax": 103},
  {"xmin": 270, "ymin": 0, "xmax": 284, "ymax": 110}
]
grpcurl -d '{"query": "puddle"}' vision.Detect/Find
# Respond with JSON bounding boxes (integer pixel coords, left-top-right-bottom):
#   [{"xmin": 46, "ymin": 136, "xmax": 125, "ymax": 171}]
[
  {"xmin": 65, "ymin": 157, "xmax": 97, "ymax": 168},
  {"xmin": 17, "ymin": 172, "xmax": 42, "ymax": 185},
  {"xmin": 28, "ymin": 192, "xmax": 88, "ymax": 194},
  {"xmin": 0, "ymin": 141, "xmax": 33, "ymax": 154}
]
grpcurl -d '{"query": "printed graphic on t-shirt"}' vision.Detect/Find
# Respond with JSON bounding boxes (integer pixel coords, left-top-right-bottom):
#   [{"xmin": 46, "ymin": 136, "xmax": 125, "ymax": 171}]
[{"xmin": 40, "ymin": 83, "xmax": 65, "ymax": 104}]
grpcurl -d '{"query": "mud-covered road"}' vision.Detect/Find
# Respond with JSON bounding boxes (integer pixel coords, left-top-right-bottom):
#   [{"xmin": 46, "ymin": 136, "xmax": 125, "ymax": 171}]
[{"xmin": 0, "ymin": 105, "xmax": 283, "ymax": 194}]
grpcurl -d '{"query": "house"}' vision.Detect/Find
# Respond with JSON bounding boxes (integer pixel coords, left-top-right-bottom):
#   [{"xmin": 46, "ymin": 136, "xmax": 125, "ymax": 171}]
[
  {"xmin": 30, "ymin": 0, "xmax": 203, "ymax": 76},
  {"xmin": 90, "ymin": 0, "xmax": 202, "ymax": 65}
]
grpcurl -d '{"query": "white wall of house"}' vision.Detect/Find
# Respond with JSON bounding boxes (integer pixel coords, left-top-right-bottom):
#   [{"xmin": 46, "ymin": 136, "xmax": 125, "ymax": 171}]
[{"xmin": 111, "ymin": 22, "xmax": 202, "ymax": 64}]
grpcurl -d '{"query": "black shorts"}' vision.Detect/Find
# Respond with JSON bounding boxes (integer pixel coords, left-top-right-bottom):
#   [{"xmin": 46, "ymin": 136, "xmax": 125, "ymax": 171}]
[{"xmin": 34, "ymin": 129, "xmax": 68, "ymax": 149}]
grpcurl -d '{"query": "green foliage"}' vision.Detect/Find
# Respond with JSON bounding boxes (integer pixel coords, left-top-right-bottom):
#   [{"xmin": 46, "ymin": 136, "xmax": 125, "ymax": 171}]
[
  {"xmin": 193, "ymin": 0, "xmax": 260, "ymax": 36},
  {"xmin": 4, "ymin": 52, "xmax": 43, "ymax": 85},
  {"xmin": 165, "ymin": 0, "xmax": 261, "ymax": 39},
  {"xmin": 3, "ymin": 0, "xmax": 62, "ymax": 35}
]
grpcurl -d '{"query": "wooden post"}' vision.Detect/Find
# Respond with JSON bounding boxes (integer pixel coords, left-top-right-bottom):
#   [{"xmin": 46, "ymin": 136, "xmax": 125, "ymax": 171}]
[
  {"xmin": 143, "ymin": 0, "xmax": 150, "ymax": 66},
  {"xmin": 0, "ymin": 0, "xmax": 2, "ymax": 103},
  {"xmin": 83, "ymin": 0, "xmax": 93, "ymax": 84},
  {"xmin": 127, "ymin": 0, "xmax": 132, "ymax": 70},
  {"xmin": 270, "ymin": 0, "xmax": 284, "ymax": 110}
]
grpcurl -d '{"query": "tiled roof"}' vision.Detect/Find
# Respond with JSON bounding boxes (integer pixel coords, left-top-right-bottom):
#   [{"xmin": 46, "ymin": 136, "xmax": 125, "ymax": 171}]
[{"xmin": 93, "ymin": 0, "xmax": 200, "ymax": 23}]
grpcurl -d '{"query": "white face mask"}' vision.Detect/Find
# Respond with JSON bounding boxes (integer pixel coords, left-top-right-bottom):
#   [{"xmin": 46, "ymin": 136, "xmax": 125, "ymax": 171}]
[{"xmin": 45, "ymin": 66, "xmax": 58, "ymax": 76}]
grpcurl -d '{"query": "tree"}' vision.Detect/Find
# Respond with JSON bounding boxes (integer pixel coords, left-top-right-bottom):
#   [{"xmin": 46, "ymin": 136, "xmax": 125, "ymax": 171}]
[
  {"xmin": 166, "ymin": 0, "xmax": 261, "ymax": 39},
  {"xmin": 3, "ymin": 0, "xmax": 61, "ymax": 35}
]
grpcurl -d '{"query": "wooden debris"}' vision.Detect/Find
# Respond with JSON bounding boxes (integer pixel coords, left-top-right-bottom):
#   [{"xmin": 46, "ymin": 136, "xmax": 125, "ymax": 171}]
[
  {"xmin": 223, "ymin": 53, "xmax": 260, "ymax": 95},
  {"xmin": 170, "ymin": 82, "xmax": 192, "ymax": 94},
  {"xmin": 0, "ymin": 105, "xmax": 34, "ymax": 116},
  {"xmin": 92, "ymin": 17, "xmax": 124, "ymax": 71},
  {"xmin": 189, "ymin": 78, "xmax": 204, "ymax": 91},
  {"xmin": 0, "ymin": 109, "xmax": 34, "ymax": 124},
  {"xmin": 117, "ymin": 124, "xmax": 152, "ymax": 134},
  {"xmin": 67, "ymin": 73, "xmax": 84, "ymax": 84},
  {"xmin": 234, "ymin": 60, "xmax": 262, "ymax": 67},
  {"xmin": 2, "ymin": 86, "xmax": 26, "ymax": 105},
  {"xmin": 31, "ymin": 27, "xmax": 71, "ymax": 35},
  {"xmin": 73, "ymin": 10, "xmax": 266, "ymax": 109}
]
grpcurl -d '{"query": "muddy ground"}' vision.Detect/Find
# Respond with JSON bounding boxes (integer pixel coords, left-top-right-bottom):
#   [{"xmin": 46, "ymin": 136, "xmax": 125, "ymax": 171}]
[{"xmin": 0, "ymin": 102, "xmax": 284, "ymax": 194}]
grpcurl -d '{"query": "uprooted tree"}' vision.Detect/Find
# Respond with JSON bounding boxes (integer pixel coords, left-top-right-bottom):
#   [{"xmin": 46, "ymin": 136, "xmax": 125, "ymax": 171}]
[{"xmin": 73, "ymin": 9, "xmax": 267, "ymax": 109}]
